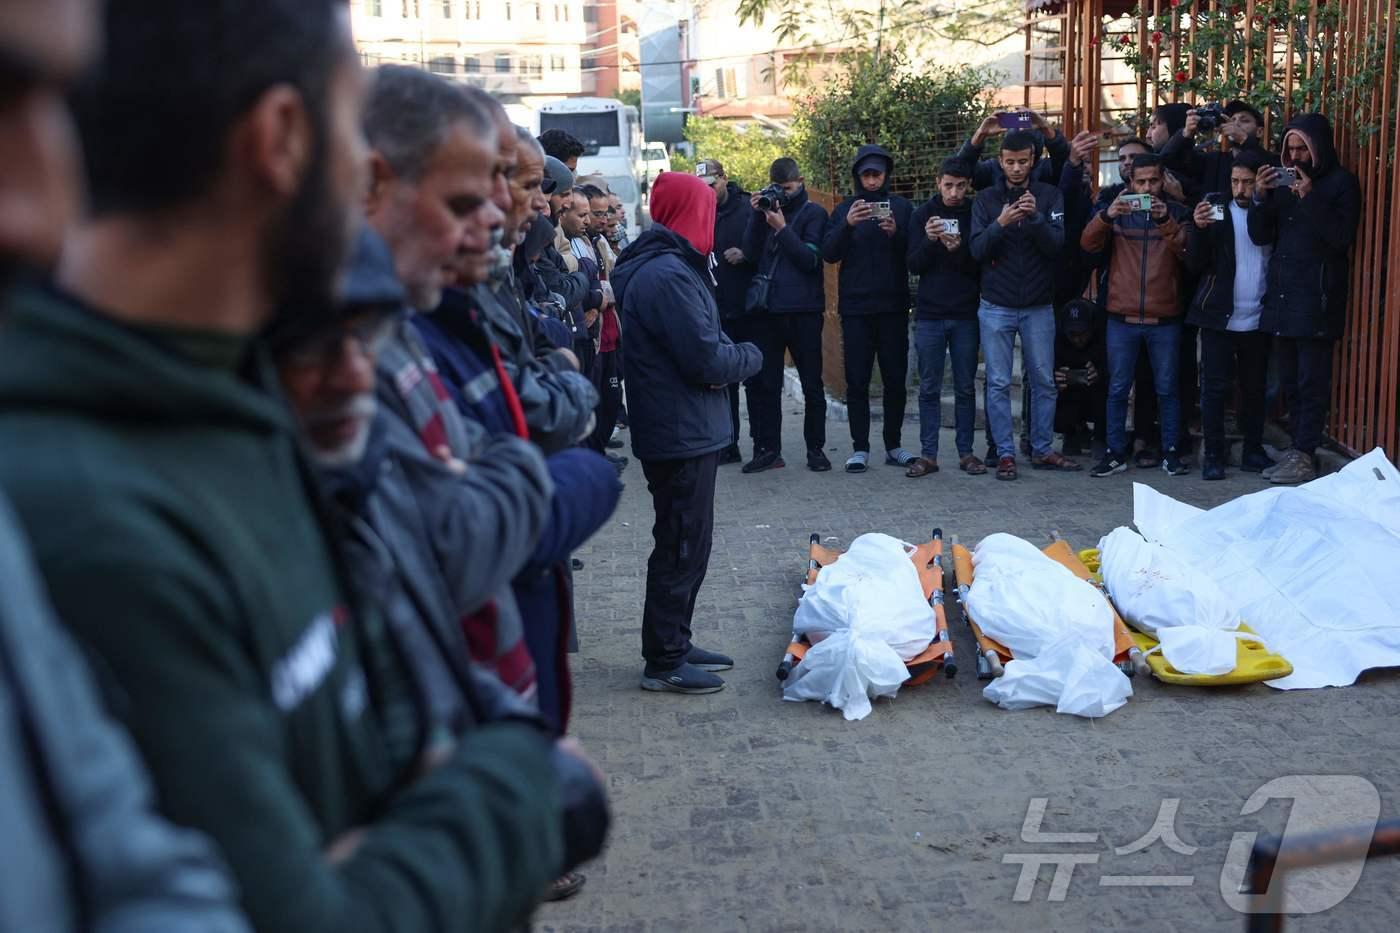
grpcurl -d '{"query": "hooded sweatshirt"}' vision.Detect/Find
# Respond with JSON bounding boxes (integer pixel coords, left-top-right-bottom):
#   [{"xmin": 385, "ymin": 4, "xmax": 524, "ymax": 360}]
[
  {"xmin": 1247, "ymin": 112, "xmax": 1362, "ymax": 339},
  {"xmin": 820, "ymin": 145, "xmax": 914, "ymax": 315},
  {"xmin": 0, "ymin": 285, "xmax": 565, "ymax": 933},
  {"xmin": 650, "ymin": 170, "xmax": 716, "ymax": 254},
  {"xmin": 613, "ymin": 220, "xmax": 763, "ymax": 461},
  {"xmin": 742, "ymin": 182, "xmax": 828, "ymax": 314},
  {"xmin": 712, "ymin": 180, "xmax": 759, "ymax": 318}
]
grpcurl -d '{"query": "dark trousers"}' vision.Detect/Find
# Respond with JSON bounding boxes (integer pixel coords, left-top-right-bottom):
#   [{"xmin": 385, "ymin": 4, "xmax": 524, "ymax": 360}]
[
  {"xmin": 1054, "ymin": 383, "xmax": 1107, "ymax": 440},
  {"xmin": 573, "ymin": 336, "xmax": 596, "ymax": 387},
  {"xmin": 585, "ymin": 348, "xmax": 621, "ymax": 453},
  {"xmin": 754, "ymin": 312, "xmax": 825, "ymax": 454},
  {"xmin": 1199, "ymin": 328, "xmax": 1271, "ymax": 461},
  {"xmin": 1276, "ymin": 335, "xmax": 1334, "ymax": 454},
  {"xmin": 841, "ymin": 311, "xmax": 909, "ymax": 453},
  {"xmin": 640, "ymin": 451, "xmax": 719, "ymax": 669},
  {"xmin": 722, "ymin": 316, "xmax": 763, "ymax": 450},
  {"xmin": 1178, "ymin": 322, "xmax": 1200, "ymax": 424}
]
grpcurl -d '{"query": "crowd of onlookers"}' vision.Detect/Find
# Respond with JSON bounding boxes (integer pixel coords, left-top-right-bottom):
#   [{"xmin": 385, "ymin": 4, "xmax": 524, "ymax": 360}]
[
  {"xmin": 704, "ymin": 101, "xmax": 1359, "ymax": 487},
  {"xmin": 0, "ymin": 3, "xmax": 1364, "ymax": 931}
]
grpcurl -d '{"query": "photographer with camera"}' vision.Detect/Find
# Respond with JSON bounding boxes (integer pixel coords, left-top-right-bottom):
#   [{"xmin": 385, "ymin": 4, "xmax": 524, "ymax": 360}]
[
  {"xmin": 821, "ymin": 146, "xmax": 915, "ymax": 473},
  {"xmin": 957, "ymin": 108, "xmax": 1070, "ymax": 190},
  {"xmin": 1162, "ymin": 100, "xmax": 1277, "ymax": 199},
  {"xmin": 970, "ymin": 130, "xmax": 1075, "ymax": 480},
  {"xmin": 907, "ymin": 158, "xmax": 983, "ymax": 477},
  {"xmin": 1082, "ymin": 153, "xmax": 1192, "ymax": 478},
  {"xmin": 1186, "ymin": 150, "xmax": 1275, "ymax": 481},
  {"xmin": 742, "ymin": 158, "xmax": 831, "ymax": 473},
  {"xmin": 1247, "ymin": 113, "xmax": 1361, "ymax": 485}
]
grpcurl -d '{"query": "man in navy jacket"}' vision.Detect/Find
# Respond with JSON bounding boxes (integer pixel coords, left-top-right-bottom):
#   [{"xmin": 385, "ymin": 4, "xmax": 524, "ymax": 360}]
[
  {"xmin": 614, "ymin": 172, "xmax": 762, "ymax": 695},
  {"xmin": 742, "ymin": 158, "xmax": 831, "ymax": 473},
  {"xmin": 821, "ymin": 145, "xmax": 915, "ymax": 472}
]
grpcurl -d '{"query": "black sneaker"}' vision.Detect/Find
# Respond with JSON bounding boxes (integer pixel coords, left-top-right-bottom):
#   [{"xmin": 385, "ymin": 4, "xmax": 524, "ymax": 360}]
[
  {"xmin": 1201, "ymin": 457, "xmax": 1226, "ymax": 481},
  {"xmin": 686, "ymin": 646, "xmax": 734, "ymax": 672},
  {"xmin": 640, "ymin": 662, "xmax": 725, "ymax": 694},
  {"xmin": 1161, "ymin": 448, "xmax": 1190, "ymax": 475},
  {"xmin": 1090, "ymin": 452, "xmax": 1128, "ymax": 478},
  {"xmin": 742, "ymin": 449, "xmax": 784, "ymax": 474},
  {"xmin": 607, "ymin": 453, "xmax": 629, "ymax": 475},
  {"xmin": 807, "ymin": 448, "xmax": 832, "ymax": 472},
  {"xmin": 606, "ymin": 437, "xmax": 624, "ymax": 450},
  {"xmin": 718, "ymin": 443, "xmax": 742, "ymax": 465},
  {"xmin": 1240, "ymin": 447, "xmax": 1276, "ymax": 473}
]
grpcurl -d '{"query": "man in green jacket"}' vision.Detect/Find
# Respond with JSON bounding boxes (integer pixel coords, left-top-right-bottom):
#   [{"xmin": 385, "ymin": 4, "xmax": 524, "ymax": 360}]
[{"xmin": 0, "ymin": 2, "xmax": 568, "ymax": 931}]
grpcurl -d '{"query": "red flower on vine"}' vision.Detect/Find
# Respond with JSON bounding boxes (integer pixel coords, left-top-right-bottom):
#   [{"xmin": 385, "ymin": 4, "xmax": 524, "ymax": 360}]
[
  {"xmin": 1152, "ymin": 30, "xmax": 1164, "ymax": 46},
  {"xmin": 1174, "ymin": 69, "xmax": 1187, "ymax": 83},
  {"xmin": 1170, "ymin": 0, "xmax": 1181, "ymax": 6}
]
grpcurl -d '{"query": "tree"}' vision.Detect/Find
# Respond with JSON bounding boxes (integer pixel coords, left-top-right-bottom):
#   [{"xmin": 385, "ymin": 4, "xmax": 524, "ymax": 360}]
[
  {"xmin": 676, "ymin": 116, "xmax": 787, "ymax": 193},
  {"xmin": 612, "ymin": 88, "xmax": 641, "ymax": 109}
]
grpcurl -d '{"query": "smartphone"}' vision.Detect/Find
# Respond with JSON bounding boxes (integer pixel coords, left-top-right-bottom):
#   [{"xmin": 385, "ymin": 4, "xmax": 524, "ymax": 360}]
[
  {"xmin": 996, "ymin": 111, "xmax": 1034, "ymax": 130},
  {"xmin": 1065, "ymin": 368, "xmax": 1090, "ymax": 388},
  {"xmin": 1120, "ymin": 192, "xmax": 1153, "ymax": 212},
  {"xmin": 868, "ymin": 201, "xmax": 892, "ymax": 219},
  {"xmin": 1278, "ymin": 166, "xmax": 1299, "ymax": 186},
  {"xmin": 1005, "ymin": 186, "xmax": 1028, "ymax": 204},
  {"xmin": 1204, "ymin": 192, "xmax": 1227, "ymax": 221},
  {"xmin": 942, "ymin": 217, "xmax": 960, "ymax": 237}
]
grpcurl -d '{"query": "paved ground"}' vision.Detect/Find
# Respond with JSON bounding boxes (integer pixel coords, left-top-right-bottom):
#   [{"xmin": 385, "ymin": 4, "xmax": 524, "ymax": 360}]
[{"xmin": 543, "ymin": 403, "xmax": 1400, "ymax": 933}]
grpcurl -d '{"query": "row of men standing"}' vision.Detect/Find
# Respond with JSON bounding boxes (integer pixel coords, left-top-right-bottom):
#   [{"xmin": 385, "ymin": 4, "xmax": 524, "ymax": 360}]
[{"xmin": 701, "ymin": 102, "xmax": 1359, "ymax": 485}]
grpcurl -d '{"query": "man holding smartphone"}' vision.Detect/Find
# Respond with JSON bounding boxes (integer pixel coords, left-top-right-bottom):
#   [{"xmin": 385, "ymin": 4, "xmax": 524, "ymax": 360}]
[
  {"xmin": 1162, "ymin": 100, "xmax": 1278, "ymax": 198},
  {"xmin": 1186, "ymin": 151, "xmax": 1275, "ymax": 480},
  {"xmin": 1080, "ymin": 153, "xmax": 1192, "ymax": 477},
  {"xmin": 970, "ymin": 130, "xmax": 1076, "ymax": 480},
  {"xmin": 1247, "ymin": 113, "xmax": 1361, "ymax": 485},
  {"xmin": 821, "ymin": 145, "xmax": 915, "ymax": 472}
]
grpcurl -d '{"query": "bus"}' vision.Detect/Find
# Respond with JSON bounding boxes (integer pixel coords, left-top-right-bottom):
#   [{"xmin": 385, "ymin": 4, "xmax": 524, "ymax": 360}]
[{"xmin": 536, "ymin": 97, "xmax": 642, "ymax": 179}]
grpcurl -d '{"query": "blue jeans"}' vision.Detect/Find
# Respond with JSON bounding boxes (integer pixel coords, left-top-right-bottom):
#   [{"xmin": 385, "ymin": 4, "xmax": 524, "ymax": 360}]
[
  {"xmin": 914, "ymin": 318, "xmax": 979, "ymax": 459},
  {"xmin": 1106, "ymin": 317, "xmax": 1181, "ymax": 456},
  {"xmin": 978, "ymin": 300, "xmax": 1057, "ymax": 458}
]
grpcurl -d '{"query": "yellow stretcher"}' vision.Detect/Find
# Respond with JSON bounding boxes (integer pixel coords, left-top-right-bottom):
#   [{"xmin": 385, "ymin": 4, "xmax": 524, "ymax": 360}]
[{"xmin": 1077, "ymin": 548, "xmax": 1294, "ymax": 686}]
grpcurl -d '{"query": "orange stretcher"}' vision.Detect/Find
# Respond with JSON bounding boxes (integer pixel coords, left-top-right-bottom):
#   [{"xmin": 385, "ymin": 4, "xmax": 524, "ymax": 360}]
[
  {"xmin": 949, "ymin": 532, "xmax": 1149, "ymax": 680},
  {"xmin": 776, "ymin": 529, "xmax": 957, "ymax": 685}
]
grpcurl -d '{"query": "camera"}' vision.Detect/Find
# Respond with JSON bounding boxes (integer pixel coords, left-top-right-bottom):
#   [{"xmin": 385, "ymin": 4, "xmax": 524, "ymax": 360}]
[
  {"xmin": 868, "ymin": 200, "xmax": 892, "ymax": 219},
  {"xmin": 1194, "ymin": 102, "xmax": 1227, "ymax": 134},
  {"xmin": 756, "ymin": 184, "xmax": 787, "ymax": 212},
  {"xmin": 1278, "ymin": 166, "xmax": 1300, "ymax": 186},
  {"xmin": 1120, "ymin": 192, "xmax": 1153, "ymax": 212},
  {"xmin": 942, "ymin": 217, "xmax": 960, "ymax": 237}
]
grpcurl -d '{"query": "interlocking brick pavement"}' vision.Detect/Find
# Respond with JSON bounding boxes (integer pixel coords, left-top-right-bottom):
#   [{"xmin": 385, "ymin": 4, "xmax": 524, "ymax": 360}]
[{"xmin": 542, "ymin": 405, "xmax": 1400, "ymax": 933}]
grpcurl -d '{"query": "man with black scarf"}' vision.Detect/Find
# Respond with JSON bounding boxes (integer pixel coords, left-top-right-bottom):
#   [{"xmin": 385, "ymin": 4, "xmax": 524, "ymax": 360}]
[
  {"xmin": 1248, "ymin": 113, "xmax": 1361, "ymax": 485},
  {"xmin": 821, "ymin": 144, "xmax": 916, "ymax": 472}
]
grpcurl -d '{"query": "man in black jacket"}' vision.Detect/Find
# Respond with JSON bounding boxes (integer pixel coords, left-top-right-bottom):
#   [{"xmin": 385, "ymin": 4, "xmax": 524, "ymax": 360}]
[
  {"xmin": 1161, "ymin": 100, "xmax": 1277, "ymax": 198},
  {"xmin": 907, "ymin": 157, "xmax": 983, "ymax": 477},
  {"xmin": 1052, "ymin": 299, "xmax": 1108, "ymax": 455},
  {"xmin": 1186, "ymin": 151, "xmax": 1276, "ymax": 480},
  {"xmin": 970, "ymin": 130, "xmax": 1078, "ymax": 480},
  {"xmin": 699, "ymin": 159, "xmax": 761, "ymax": 464},
  {"xmin": 742, "ymin": 157, "xmax": 831, "ymax": 473},
  {"xmin": 614, "ymin": 172, "xmax": 763, "ymax": 694},
  {"xmin": 822, "ymin": 145, "xmax": 915, "ymax": 472},
  {"xmin": 1249, "ymin": 113, "xmax": 1362, "ymax": 485}
]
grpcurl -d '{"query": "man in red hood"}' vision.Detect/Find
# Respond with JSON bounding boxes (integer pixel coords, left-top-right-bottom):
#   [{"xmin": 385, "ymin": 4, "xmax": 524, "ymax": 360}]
[{"xmin": 610, "ymin": 171, "xmax": 761, "ymax": 694}]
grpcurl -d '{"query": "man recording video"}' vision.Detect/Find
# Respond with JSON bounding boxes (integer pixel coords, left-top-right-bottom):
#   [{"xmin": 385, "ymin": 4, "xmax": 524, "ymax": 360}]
[
  {"xmin": 1161, "ymin": 100, "xmax": 1278, "ymax": 198},
  {"xmin": 1081, "ymin": 152, "xmax": 1191, "ymax": 478}
]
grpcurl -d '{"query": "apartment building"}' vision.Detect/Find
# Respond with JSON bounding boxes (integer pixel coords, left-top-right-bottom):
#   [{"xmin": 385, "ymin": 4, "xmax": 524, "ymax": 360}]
[
  {"xmin": 581, "ymin": 0, "xmax": 641, "ymax": 98},
  {"xmin": 351, "ymin": 0, "xmax": 588, "ymax": 100}
]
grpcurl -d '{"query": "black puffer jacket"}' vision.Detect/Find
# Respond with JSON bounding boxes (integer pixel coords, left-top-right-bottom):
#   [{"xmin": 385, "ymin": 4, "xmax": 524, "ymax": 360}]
[
  {"xmin": 907, "ymin": 194, "xmax": 978, "ymax": 320},
  {"xmin": 613, "ymin": 225, "xmax": 763, "ymax": 460},
  {"xmin": 1247, "ymin": 113, "xmax": 1361, "ymax": 339},
  {"xmin": 970, "ymin": 174, "xmax": 1065, "ymax": 309},
  {"xmin": 820, "ymin": 145, "xmax": 913, "ymax": 315},
  {"xmin": 712, "ymin": 181, "xmax": 757, "ymax": 319}
]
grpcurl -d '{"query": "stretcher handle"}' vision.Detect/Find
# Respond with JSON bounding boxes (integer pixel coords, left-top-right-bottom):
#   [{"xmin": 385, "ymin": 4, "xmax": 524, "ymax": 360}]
[
  {"xmin": 930, "ymin": 529, "xmax": 956, "ymax": 678},
  {"xmin": 781, "ymin": 534, "xmax": 824, "ymax": 681}
]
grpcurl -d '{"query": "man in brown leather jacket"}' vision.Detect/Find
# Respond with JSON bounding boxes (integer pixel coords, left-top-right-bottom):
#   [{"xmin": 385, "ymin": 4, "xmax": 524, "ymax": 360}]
[{"xmin": 1080, "ymin": 152, "xmax": 1192, "ymax": 477}]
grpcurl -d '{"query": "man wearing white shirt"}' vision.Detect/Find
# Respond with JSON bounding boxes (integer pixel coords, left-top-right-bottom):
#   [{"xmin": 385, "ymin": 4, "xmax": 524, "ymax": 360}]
[{"xmin": 1185, "ymin": 150, "xmax": 1275, "ymax": 480}]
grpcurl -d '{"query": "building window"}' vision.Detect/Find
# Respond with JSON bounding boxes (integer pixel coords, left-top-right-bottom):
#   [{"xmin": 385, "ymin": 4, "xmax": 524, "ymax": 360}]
[
  {"xmin": 550, "ymin": 54, "xmax": 565, "ymax": 72},
  {"xmin": 368, "ymin": 0, "xmax": 383, "ymax": 15},
  {"xmin": 441, "ymin": 0, "xmax": 451, "ymax": 16},
  {"xmin": 464, "ymin": 55, "xmax": 481, "ymax": 72},
  {"xmin": 583, "ymin": 4, "xmax": 596, "ymax": 24},
  {"xmin": 520, "ymin": 55, "xmax": 543, "ymax": 79},
  {"xmin": 465, "ymin": 0, "xmax": 480, "ymax": 16},
  {"xmin": 532, "ymin": 2, "xmax": 542, "ymax": 20},
  {"xmin": 714, "ymin": 67, "xmax": 737, "ymax": 99},
  {"xmin": 495, "ymin": 53, "xmax": 511, "ymax": 73},
  {"xmin": 504, "ymin": 1, "xmax": 512, "ymax": 20},
  {"xmin": 401, "ymin": 0, "xmax": 419, "ymax": 16},
  {"xmin": 429, "ymin": 56, "xmax": 457, "ymax": 75}
]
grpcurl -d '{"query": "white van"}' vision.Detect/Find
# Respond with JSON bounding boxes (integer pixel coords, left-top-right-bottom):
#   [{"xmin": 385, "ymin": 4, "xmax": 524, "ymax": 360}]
[{"xmin": 641, "ymin": 143, "xmax": 670, "ymax": 190}]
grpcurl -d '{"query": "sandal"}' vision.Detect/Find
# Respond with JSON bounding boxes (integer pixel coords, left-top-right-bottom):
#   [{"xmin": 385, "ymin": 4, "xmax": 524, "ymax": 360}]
[
  {"xmin": 959, "ymin": 454, "xmax": 987, "ymax": 476},
  {"xmin": 1031, "ymin": 451, "xmax": 1083, "ymax": 472},
  {"xmin": 995, "ymin": 455, "xmax": 1018, "ymax": 481},
  {"xmin": 544, "ymin": 871, "xmax": 586, "ymax": 902},
  {"xmin": 905, "ymin": 456, "xmax": 939, "ymax": 477}
]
